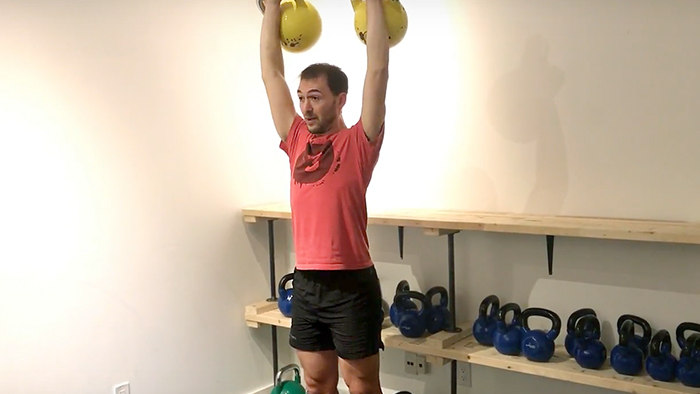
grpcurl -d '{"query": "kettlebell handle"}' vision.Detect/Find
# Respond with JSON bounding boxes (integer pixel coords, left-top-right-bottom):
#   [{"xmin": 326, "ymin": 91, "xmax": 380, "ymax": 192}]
[
  {"xmin": 396, "ymin": 280, "xmax": 411, "ymax": 295},
  {"xmin": 676, "ymin": 322, "xmax": 700, "ymax": 350},
  {"xmin": 497, "ymin": 302, "xmax": 521, "ymax": 326},
  {"xmin": 616, "ymin": 314, "xmax": 652, "ymax": 344},
  {"xmin": 275, "ymin": 363, "xmax": 301, "ymax": 386},
  {"xmin": 394, "ymin": 290, "xmax": 429, "ymax": 313},
  {"xmin": 278, "ymin": 272, "xmax": 294, "ymax": 293},
  {"xmin": 567, "ymin": 308, "xmax": 596, "ymax": 332},
  {"xmin": 478, "ymin": 295, "xmax": 500, "ymax": 319},
  {"xmin": 574, "ymin": 314, "xmax": 600, "ymax": 339},
  {"xmin": 519, "ymin": 307, "xmax": 562, "ymax": 340},
  {"xmin": 257, "ymin": 0, "xmax": 307, "ymax": 14},
  {"xmin": 425, "ymin": 286, "xmax": 448, "ymax": 308},
  {"xmin": 649, "ymin": 329, "xmax": 672, "ymax": 357},
  {"xmin": 618, "ymin": 319, "xmax": 635, "ymax": 346}
]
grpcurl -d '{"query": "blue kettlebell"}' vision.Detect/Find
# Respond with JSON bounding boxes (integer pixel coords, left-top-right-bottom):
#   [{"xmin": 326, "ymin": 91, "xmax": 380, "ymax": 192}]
[
  {"xmin": 572, "ymin": 314, "xmax": 607, "ymax": 370},
  {"xmin": 616, "ymin": 314, "xmax": 652, "ymax": 358},
  {"xmin": 473, "ymin": 295, "xmax": 500, "ymax": 346},
  {"xmin": 610, "ymin": 319, "xmax": 644, "ymax": 376},
  {"xmin": 645, "ymin": 329, "xmax": 677, "ymax": 382},
  {"xmin": 565, "ymin": 308, "xmax": 597, "ymax": 357},
  {"xmin": 493, "ymin": 302, "xmax": 522, "ymax": 356},
  {"xmin": 519, "ymin": 307, "xmax": 561, "ymax": 362},
  {"xmin": 390, "ymin": 280, "xmax": 417, "ymax": 327},
  {"xmin": 394, "ymin": 290, "xmax": 430, "ymax": 338},
  {"xmin": 676, "ymin": 322, "xmax": 700, "ymax": 387},
  {"xmin": 277, "ymin": 273, "xmax": 294, "ymax": 318},
  {"xmin": 425, "ymin": 286, "xmax": 451, "ymax": 334}
]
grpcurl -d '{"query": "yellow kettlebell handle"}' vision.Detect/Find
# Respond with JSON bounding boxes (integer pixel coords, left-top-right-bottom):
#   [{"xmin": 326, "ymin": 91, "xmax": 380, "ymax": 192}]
[
  {"xmin": 350, "ymin": 0, "xmax": 362, "ymax": 11},
  {"xmin": 257, "ymin": 0, "xmax": 308, "ymax": 14}
]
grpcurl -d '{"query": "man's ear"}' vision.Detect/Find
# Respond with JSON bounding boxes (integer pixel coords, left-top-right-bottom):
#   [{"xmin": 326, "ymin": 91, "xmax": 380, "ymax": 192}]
[{"xmin": 337, "ymin": 92, "xmax": 347, "ymax": 109}]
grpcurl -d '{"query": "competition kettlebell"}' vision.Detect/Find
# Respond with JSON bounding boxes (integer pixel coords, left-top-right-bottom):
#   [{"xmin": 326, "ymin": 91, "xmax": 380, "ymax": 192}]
[
  {"xmin": 519, "ymin": 307, "xmax": 561, "ymax": 362},
  {"xmin": 610, "ymin": 319, "xmax": 644, "ymax": 376},
  {"xmin": 493, "ymin": 302, "xmax": 522, "ymax": 356},
  {"xmin": 425, "ymin": 286, "xmax": 451, "ymax": 334},
  {"xmin": 390, "ymin": 280, "xmax": 416, "ymax": 327},
  {"xmin": 616, "ymin": 314, "xmax": 652, "ymax": 358},
  {"xmin": 270, "ymin": 364, "xmax": 305, "ymax": 394},
  {"xmin": 565, "ymin": 308, "xmax": 597, "ymax": 357},
  {"xmin": 261, "ymin": 0, "xmax": 321, "ymax": 53},
  {"xmin": 351, "ymin": 0, "xmax": 408, "ymax": 48},
  {"xmin": 572, "ymin": 314, "xmax": 607, "ymax": 370},
  {"xmin": 394, "ymin": 290, "xmax": 430, "ymax": 338},
  {"xmin": 645, "ymin": 329, "xmax": 678, "ymax": 382},
  {"xmin": 473, "ymin": 295, "xmax": 500, "ymax": 346},
  {"xmin": 277, "ymin": 273, "xmax": 294, "ymax": 317},
  {"xmin": 676, "ymin": 322, "xmax": 700, "ymax": 387}
]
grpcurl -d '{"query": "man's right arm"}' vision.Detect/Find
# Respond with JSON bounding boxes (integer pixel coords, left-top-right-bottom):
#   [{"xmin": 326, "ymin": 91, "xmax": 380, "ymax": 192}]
[{"xmin": 260, "ymin": 0, "xmax": 296, "ymax": 142}]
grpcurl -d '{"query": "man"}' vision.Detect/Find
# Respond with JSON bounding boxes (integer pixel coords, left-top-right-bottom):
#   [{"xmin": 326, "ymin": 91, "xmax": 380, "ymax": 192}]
[{"xmin": 259, "ymin": 0, "xmax": 390, "ymax": 393}]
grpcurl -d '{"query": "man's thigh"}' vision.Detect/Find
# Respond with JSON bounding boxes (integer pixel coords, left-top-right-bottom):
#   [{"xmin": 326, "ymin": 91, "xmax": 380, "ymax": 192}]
[{"xmin": 322, "ymin": 266, "xmax": 385, "ymax": 361}]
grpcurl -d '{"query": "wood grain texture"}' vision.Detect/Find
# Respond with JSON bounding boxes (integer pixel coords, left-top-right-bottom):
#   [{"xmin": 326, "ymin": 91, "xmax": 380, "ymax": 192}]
[
  {"xmin": 468, "ymin": 347, "xmax": 700, "ymax": 394},
  {"xmin": 241, "ymin": 202, "xmax": 700, "ymax": 244}
]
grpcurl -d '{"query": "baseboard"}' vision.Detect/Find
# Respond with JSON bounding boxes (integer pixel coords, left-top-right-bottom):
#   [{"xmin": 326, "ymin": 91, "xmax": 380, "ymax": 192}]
[{"xmin": 249, "ymin": 385, "xmax": 272, "ymax": 394}]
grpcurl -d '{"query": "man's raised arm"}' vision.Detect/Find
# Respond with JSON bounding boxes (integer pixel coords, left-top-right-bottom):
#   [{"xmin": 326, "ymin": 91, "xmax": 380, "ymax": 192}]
[
  {"xmin": 260, "ymin": 0, "xmax": 296, "ymax": 141},
  {"xmin": 360, "ymin": 0, "xmax": 390, "ymax": 143}
]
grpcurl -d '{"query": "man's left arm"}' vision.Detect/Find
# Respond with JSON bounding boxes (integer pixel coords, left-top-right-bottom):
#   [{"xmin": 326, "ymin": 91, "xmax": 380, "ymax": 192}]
[{"xmin": 360, "ymin": 0, "xmax": 390, "ymax": 143}]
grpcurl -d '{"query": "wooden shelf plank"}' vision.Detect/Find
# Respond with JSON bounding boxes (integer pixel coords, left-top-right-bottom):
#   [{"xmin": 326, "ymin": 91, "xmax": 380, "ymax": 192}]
[
  {"xmin": 468, "ymin": 346, "xmax": 700, "ymax": 394},
  {"xmin": 241, "ymin": 202, "xmax": 700, "ymax": 245},
  {"xmin": 244, "ymin": 301, "xmax": 485, "ymax": 363}
]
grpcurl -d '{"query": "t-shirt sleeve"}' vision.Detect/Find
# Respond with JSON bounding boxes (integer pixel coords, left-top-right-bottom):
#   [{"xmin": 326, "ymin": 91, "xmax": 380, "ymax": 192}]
[
  {"xmin": 279, "ymin": 115, "xmax": 305, "ymax": 158},
  {"xmin": 353, "ymin": 118, "xmax": 385, "ymax": 168}
]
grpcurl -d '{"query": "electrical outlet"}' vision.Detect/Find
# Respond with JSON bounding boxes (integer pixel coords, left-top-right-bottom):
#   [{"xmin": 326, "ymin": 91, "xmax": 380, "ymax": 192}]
[
  {"xmin": 457, "ymin": 361, "xmax": 471, "ymax": 387},
  {"xmin": 404, "ymin": 352, "xmax": 427, "ymax": 375},
  {"xmin": 113, "ymin": 382, "xmax": 130, "ymax": 394}
]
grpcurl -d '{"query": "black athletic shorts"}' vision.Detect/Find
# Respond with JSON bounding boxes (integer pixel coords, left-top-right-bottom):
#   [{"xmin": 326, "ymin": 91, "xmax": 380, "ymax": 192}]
[{"xmin": 289, "ymin": 265, "xmax": 385, "ymax": 360}]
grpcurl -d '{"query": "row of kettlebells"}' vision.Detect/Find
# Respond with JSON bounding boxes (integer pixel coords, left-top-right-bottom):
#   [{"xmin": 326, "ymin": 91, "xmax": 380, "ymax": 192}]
[
  {"xmin": 389, "ymin": 280, "xmax": 454, "ymax": 338},
  {"xmin": 472, "ymin": 295, "xmax": 700, "ymax": 388}
]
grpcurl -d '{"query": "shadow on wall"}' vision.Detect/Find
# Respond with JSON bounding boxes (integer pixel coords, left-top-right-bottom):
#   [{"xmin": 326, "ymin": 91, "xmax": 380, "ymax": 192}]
[{"xmin": 487, "ymin": 34, "xmax": 569, "ymax": 215}]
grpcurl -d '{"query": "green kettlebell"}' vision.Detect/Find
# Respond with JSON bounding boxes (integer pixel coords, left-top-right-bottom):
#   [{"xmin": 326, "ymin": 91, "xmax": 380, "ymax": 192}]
[{"xmin": 270, "ymin": 364, "xmax": 305, "ymax": 394}]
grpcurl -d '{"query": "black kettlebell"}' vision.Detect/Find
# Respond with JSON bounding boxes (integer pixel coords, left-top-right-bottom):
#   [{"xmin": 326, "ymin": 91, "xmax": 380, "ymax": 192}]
[
  {"xmin": 610, "ymin": 319, "xmax": 644, "ymax": 376},
  {"xmin": 676, "ymin": 322, "xmax": 700, "ymax": 387},
  {"xmin": 277, "ymin": 273, "xmax": 294, "ymax": 318},
  {"xmin": 473, "ymin": 295, "xmax": 500, "ymax": 346},
  {"xmin": 646, "ymin": 329, "xmax": 678, "ymax": 382},
  {"xmin": 519, "ymin": 307, "xmax": 561, "ymax": 363},
  {"xmin": 394, "ymin": 290, "xmax": 430, "ymax": 338},
  {"xmin": 616, "ymin": 314, "xmax": 652, "ymax": 358},
  {"xmin": 390, "ymin": 280, "xmax": 416, "ymax": 327},
  {"xmin": 565, "ymin": 308, "xmax": 597, "ymax": 357},
  {"xmin": 572, "ymin": 314, "xmax": 607, "ymax": 370}
]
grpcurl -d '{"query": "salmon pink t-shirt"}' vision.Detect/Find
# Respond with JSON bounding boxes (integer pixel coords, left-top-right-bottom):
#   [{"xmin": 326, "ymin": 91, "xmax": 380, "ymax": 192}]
[{"xmin": 279, "ymin": 115, "xmax": 384, "ymax": 271}]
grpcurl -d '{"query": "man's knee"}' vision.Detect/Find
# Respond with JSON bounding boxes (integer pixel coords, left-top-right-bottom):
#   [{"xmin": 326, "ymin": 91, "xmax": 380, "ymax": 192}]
[{"xmin": 304, "ymin": 374, "xmax": 339, "ymax": 394}]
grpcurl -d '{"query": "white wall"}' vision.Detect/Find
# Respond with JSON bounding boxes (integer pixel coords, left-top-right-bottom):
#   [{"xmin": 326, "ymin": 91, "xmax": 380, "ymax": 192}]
[{"xmin": 1, "ymin": 0, "xmax": 699, "ymax": 393}]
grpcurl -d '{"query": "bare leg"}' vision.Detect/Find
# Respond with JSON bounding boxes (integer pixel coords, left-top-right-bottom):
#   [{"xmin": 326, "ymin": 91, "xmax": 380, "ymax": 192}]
[
  {"xmin": 339, "ymin": 354, "xmax": 382, "ymax": 394},
  {"xmin": 297, "ymin": 349, "xmax": 340, "ymax": 394}
]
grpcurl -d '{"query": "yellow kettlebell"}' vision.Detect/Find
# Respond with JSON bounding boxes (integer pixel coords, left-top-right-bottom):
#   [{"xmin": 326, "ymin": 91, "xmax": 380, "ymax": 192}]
[
  {"xmin": 351, "ymin": 0, "xmax": 408, "ymax": 48},
  {"xmin": 278, "ymin": 0, "xmax": 322, "ymax": 53}
]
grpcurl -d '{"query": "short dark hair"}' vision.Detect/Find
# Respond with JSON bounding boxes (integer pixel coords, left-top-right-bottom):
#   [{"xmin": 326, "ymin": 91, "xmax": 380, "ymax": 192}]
[{"xmin": 300, "ymin": 63, "xmax": 348, "ymax": 96}]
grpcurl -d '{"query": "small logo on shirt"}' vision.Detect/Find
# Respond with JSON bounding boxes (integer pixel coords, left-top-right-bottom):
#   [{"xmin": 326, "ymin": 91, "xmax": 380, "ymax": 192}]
[{"xmin": 293, "ymin": 140, "xmax": 335, "ymax": 184}]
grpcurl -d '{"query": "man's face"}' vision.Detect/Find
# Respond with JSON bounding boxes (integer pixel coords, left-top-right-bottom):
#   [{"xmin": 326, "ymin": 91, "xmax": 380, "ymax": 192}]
[{"xmin": 297, "ymin": 76, "xmax": 343, "ymax": 134}]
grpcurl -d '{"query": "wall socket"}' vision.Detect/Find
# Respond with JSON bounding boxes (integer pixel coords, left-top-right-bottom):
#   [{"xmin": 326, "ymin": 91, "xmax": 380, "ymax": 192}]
[
  {"xmin": 113, "ymin": 382, "xmax": 130, "ymax": 394},
  {"xmin": 457, "ymin": 361, "xmax": 471, "ymax": 387},
  {"xmin": 404, "ymin": 352, "xmax": 426, "ymax": 375}
]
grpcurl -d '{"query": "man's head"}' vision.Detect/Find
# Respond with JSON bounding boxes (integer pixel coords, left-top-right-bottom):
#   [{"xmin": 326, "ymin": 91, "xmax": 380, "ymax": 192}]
[{"xmin": 297, "ymin": 63, "xmax": 348, "ymax": 134}]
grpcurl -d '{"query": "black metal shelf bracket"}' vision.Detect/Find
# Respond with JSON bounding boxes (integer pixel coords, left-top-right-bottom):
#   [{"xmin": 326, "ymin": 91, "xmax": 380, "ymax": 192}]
[
  {"xmin": 546, "ymin": 235, "xmax": 554, "ymax": 275},
  {"xmin": 265, "ymin": 219, "xmax": 279, "ymax": 383},
  {"xmin": 398, "ymin": 226, "xmax": 404, "ymax": 259},
  {"xmin": 446, "ymin": 230, "xmax": 461, "ymax": 394}
]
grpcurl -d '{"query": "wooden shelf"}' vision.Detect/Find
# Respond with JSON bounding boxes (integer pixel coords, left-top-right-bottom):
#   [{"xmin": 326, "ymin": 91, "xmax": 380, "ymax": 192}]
[
  {"xmin": 242, "ymin": 202, "xmax": 700, "ymax": 245},
  {"xmin": 468, "ymin": 346, "xmax": 700, "ymax": 394},
  {"xmin": 244, "ymin": 300, "xmax": 485, "ymax": 364}
]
